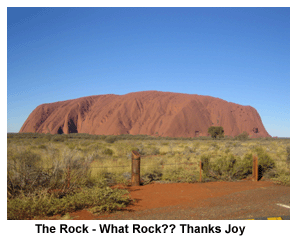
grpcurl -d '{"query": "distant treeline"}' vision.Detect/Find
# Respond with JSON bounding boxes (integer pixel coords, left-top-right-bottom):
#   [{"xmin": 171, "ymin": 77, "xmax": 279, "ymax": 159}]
[{"xmin": 8, "ymin": 132, "xmax": 283, "ymax": 142}]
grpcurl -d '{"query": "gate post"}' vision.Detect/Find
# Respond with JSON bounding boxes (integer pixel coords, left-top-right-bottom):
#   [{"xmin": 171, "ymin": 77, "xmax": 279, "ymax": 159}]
[
  {"xmin": 253, "ymin": 156, "xmax": 258, "ymax": 181},
  {"xmin": 131, "ymin": 150, "xmax": 141, "ymax": 186}
]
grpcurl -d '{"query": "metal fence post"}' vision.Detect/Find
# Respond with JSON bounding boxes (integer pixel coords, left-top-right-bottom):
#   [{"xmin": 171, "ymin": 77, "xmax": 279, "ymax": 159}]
[
  {"xmin": 131, "ymin": 150, "xmax": 141, "ymax": 186},
  {"xmin": 253, "ymin": 156, "xmax": 258, "ymax": 181}
]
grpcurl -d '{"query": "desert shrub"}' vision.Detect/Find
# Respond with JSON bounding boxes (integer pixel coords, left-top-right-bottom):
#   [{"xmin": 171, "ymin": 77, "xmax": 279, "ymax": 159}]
[
  {"xmin": 42, "ymin": 134, "xmax": 53, "ymax": 141},
  {"xmin": 200, "ymin": 154, "xmax": 239, "ymax": 181},
  {"xmin": 65, "ymin": 142, "xmax": 77, "ymax": 150},
  {"xmin": 233, "ymin": 153, "xmax": 253, "ymax": 179},
  {"xmin": 142, "ymin": 168, "xmax": 163, "ymax": 184},
  {"xmin": 102, "ymin": 148, "xmax": 114, "ymax": 156},
  {"xmin": 184, "ymin": 146, "xmax": 196, "ymax": 154},
  {"xmin": 199, "ymin": 153, "xmax": 253, "ymax": 181},
  {"xmin": 258, "ymin": 153, "xmax": 275, "ymax": 172},
  {"xmin": 7, "ymin": 150, "xmax": 47, "ymax": 197},
  {"xmin": 200, "ymin": 154, "xmax": 211, "ymax": 173},
  {"xmin": 268, "ymin": 147, "xmax": 290, "ymax": 186},
  {"xmin": 161, "ymin": 168, "xmax": 180, "ymax": 182},
  {"xmin": 148, "ymin": 147, "xmax": 160, "ymax": 155},
  {"xmin": 263, "ymin": 168, "xmax": 278, "ymax": 179},
  {"xmin": 210, "ymin": 154, "xmax": 237, "ymax": 181},
  {"xmin": 7, "ymin": 147, "xmax": 94, "ymax": 198},
  {"xmin": 7, "ymin": 185, "xmax": 131, "ymax": 220},
  {"xmin": 94, "ymin": 171, "xmax": 129, "ymax": 186},
  {"xmin": 51, "ymin": 135, "xmax": 67, "ymax": 142},
  {"xmin": 253, "ymin": 147, "xmax": 275, "ymax": 172},
  {"xmin": 162, "ymin": 167, "xmax": 198, "ymax": 183},
  {"xmin": 122, "ymin": 172, "xmax": 131, "ymax": 181},
  {"xmin": 37, "ymin": 144, "xmax": 47, "ymax": 149},
  {"xmin": 271, "ymin": 170, "xmax": 290, "ymax": 186},
  {"xmin": 211, "ymin": 143, "xmax": 219, "ymax": 148},
  {"xmin": 208, "ymin": 126, "xmax": 224, "ymax": 139},
  {"xmin": 48, "ymin": 149, "xmax": 93, "ymax": 190},
  {"xmin": 286, "ymin": 146, "xmax": 290, "ymax": 164},
  {"xmin": 79, "ymin": 141, "xmax": 92, "ymax": 147},
  {"xmin": 104, "ymin": 136, "xmax": 117, "ymax": 143},
  {"xmin": 234, "ymin": 131, "xmax": 249, "ymax": 140}
]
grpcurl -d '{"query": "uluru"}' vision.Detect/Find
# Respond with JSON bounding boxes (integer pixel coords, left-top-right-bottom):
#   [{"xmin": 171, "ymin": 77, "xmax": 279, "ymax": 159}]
[{"xmin": 19, "ymin": 91, "xmax": 270, "ymax": 138}]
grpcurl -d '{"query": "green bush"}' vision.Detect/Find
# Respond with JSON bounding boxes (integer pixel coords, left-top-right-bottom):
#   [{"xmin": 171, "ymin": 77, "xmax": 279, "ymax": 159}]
[
  {"xmin": 162, "ymin": 167, "xmax": 198, "ymax": 183},
  {"xmin": 253, "ymin": 147, "xmax": 275, "ymax": 172},
  {"xmin": 65, "ymin": 142, "xmax": 77, "ymax": 150},
  {"xmin": 98, "ymin": 171, "xmax": 126, "ymax": 185},
  {"xmin": 102, "ymin": 148, "xmax": 114, "ymax": 156},
  {"xmin": 142, "ymin": 168, "xmax": 163, "ymax": 184},
  {"xmin": 199, "ymin": 153, "xmax": 254, "ymax": 181},
  {"xmin": 258, "ymin": 152, "xmax": 275, "ymax": 172},
  {"xmin": 184, "ymin": 146, "xmax": 196, "ymax": 154},
  {"xmin": 286, "ymin": 146, "xmax": 290, "ymax": 164},
  {"xmin": 210, "ymin": 154, "xmax": 237, "ymax": 180},
  {"xmin": 7, "ymin": 185, "xmax": 131, "ymax": 220},
  {"xmin": 51, "ymin": 135, "xmax": 66, "ymax": 142},
  {"xmin": 38, "ymin": 144, "xmax": 47, "ymax": 149},
  {"xmin": 271, "ymin": 170, "xmax": 290, "ymax": 186},
  {"xmin": 234, "ymin": 131, "xmax": 249, "ymax": 140},
  {"xmin": 148, "ymin": 147, "xmax": 160, "ymax": 155},
  {"xmin": 7, "ymin": 150, "xmax": 45, "ymax": 196},
  {"xmin": 200, "ymin": 154, "xmax": 211, "ymax": 173},
  {"xmin": 7, "ymin": 148, "xmax": 95, "ymax": 198},
  {"xmin": 104, "ymin": 136, "xmax": 117, "ymax": 143},
  {"xmin": 233, "ymin": 153, "xmax": 253, "ymax": 179},
  {"xmin": 47, "ymin": 149, "xmax": 93, "ymax": 190},
  {"xmin": 208, "ymin": 126, "xmax": 224, "ymax": 139}
]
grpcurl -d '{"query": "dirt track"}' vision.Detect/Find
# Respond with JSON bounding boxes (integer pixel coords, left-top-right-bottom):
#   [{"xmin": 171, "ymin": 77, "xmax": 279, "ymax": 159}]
[{"xmin": 67, "ymin": 180, "xmax": 290, "ymax": 220}]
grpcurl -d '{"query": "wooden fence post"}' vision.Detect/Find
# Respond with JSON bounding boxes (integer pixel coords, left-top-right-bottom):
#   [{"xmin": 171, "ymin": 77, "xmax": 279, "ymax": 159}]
[
  {"xmin": 131, "ymin": 150, "xmax": 141, "ymax": 186},
  {"xmin": 253, "ymin": 156, "xmax": 258, "ymax": 181}
]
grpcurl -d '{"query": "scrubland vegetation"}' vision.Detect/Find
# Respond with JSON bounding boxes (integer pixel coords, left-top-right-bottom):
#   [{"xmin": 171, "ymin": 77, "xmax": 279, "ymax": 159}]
[{"xmin": 7, "ymin": 133, "xmax": 290, "ymax": 219}]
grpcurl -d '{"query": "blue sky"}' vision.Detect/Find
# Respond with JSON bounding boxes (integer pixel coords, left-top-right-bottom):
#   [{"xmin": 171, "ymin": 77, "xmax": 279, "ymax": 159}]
[{"xmin": 7, "ymin": 7, "xmax": 290, "ymax": 137}]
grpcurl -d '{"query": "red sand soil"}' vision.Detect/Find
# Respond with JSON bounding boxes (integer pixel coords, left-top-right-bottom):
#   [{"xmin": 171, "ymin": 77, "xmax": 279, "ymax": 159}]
[
  {"xmin": 19, "ymin": 91, "xmax": 270, "ymax": 138},
  {"xmin": 63, "ymin": 180, "xmax": 289, "ymax": 220}
]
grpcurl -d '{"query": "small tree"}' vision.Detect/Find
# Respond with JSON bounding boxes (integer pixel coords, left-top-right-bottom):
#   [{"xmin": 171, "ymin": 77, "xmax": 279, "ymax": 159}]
[{"xmin": 208, "ymin": 126, "xmax": 224, "ymax": 139}]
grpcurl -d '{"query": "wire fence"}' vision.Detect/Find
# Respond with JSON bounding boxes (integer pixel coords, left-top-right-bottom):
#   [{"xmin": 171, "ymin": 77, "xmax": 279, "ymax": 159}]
[
  {"xmin": 88, "ymin": 161, "xmax": 198, "ymax": 169},
  {"xmin": 7, "ymin": 151, "xmax": 260, "ymax": 198},
  {"xmin": 85, "ymin": 152, "xmax": 259, "ymax": 185}
]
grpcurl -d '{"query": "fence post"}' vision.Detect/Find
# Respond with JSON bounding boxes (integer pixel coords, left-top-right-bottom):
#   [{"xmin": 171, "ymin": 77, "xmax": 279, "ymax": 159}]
[
  {"xmin": 253, "ymin": 156, "xmax": 258, "ymax": 181},
  {"xmin": 131, "ymin": 150, "xmax": 141, "ymax": 186}
]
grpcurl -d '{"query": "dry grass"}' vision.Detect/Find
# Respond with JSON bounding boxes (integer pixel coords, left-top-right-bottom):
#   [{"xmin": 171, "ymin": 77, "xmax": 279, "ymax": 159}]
[
  {"xmin": 7, "ymin": 133, "xmax": 290, "ymax": 219},
  {"xmin": 7, "ymin": 133, "xmax": 290, "ymax": 185}
]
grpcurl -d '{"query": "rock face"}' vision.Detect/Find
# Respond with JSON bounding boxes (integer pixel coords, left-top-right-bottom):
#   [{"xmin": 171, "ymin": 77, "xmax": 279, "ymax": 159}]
[{"xmin": 19, "ymin": 91, "xmax": 271, "ymax": 138}]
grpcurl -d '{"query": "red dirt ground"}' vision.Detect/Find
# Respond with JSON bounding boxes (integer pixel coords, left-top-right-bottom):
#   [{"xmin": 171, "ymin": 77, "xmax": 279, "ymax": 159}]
[{"xmin": 63, "ymin": 180, "xmax": 290, "ymax": 220}]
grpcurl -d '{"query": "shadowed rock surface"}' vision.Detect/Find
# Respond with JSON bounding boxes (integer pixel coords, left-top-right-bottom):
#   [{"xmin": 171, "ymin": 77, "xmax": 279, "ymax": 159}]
[{"xmin": 19, "ymin": 91, "xmax": 270, "ymax": 138}]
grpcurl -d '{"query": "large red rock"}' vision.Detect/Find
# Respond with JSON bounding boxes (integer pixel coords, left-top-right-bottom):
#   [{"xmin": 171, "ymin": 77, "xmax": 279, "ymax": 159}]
[{"xmin": 19, "ymin": 91, "xmax": 270, "ymax": 138}]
